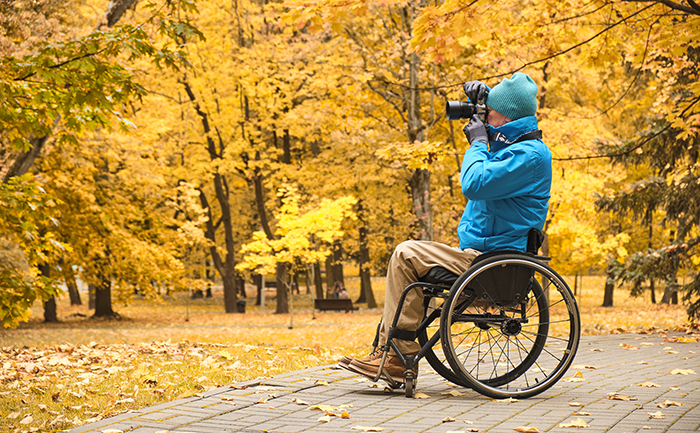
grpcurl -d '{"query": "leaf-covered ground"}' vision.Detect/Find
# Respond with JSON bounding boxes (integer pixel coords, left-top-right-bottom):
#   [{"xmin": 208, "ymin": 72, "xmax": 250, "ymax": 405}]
[{"xmin": 1, "ymin": 276, "xmax": 695, "ymax": 432}]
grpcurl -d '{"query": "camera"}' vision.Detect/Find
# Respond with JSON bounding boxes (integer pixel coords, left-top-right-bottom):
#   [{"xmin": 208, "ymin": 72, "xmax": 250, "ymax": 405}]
[
  {"xmin": 446, "ymin": 101, "xmax": 476, "ymax": 120},
  {"xmin": 445, "ymin": 88, "xmax": 488, "ymax": 122}
]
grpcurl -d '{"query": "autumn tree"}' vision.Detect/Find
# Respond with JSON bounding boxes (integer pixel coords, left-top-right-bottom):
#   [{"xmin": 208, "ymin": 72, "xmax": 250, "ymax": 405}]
[{"xmin": 0, "ymin": 0, "xmax": 203, "ymax": 326}]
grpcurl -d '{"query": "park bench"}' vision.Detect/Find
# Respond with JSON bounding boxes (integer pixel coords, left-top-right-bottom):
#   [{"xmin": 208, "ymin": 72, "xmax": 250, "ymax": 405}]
[{"xmin": 314, "ymin": 298, "xmax": 358, "ymax": 312}]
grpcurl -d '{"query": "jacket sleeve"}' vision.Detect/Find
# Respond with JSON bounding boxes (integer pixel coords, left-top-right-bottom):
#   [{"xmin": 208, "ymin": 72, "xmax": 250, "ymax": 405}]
[{"xmin": 461, "ymin": 141, "xmax": 542, "ymax": 201}]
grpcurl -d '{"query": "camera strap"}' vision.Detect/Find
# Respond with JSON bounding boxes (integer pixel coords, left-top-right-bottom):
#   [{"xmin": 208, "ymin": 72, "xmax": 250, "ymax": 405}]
[{"xmin": 512, "ymin": 129, "xmax": 543, "ymax": 143}]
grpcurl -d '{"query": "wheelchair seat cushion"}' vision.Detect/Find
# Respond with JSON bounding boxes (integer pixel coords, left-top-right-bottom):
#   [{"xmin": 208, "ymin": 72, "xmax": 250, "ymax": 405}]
[{"xmin": 419, "ymin": 266, "xmax": 459, "ymax": 286}]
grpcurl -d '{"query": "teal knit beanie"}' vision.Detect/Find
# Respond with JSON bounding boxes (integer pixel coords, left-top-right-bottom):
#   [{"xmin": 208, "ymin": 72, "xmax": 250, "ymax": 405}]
[{"xmin": 486, "ymin": 72, "xmax": 538, "ymax": 120}]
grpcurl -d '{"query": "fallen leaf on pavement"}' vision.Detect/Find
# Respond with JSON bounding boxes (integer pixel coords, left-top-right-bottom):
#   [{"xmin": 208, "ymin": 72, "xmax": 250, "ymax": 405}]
[
  {"xmin": 664, "ymin": 336, "xmax": 699, "ymax": 343},
  {"xmin": 568, "ymin": 402, "xmax": 584, "ymax": 407},
  {"xmin": 559, "ymin": 418, "xmax": 589, "ymax": 428},
  {"xmin": 350, "ymin": 426, "xmax": 385, "ymax": 432},
  {"xmin": 514, "ymin": 426, "xmax": 539, "ymax": 432},
  {"xmin": 657, "ymin": 400, "xmax": 683, "ymax": 408},
  {"xmin": 292, "ymin": 398, "xmax": 309, "ymax": 405},
  {"xmin": 413, "ymin": 392, "xmax": 430, "ymax": 399},
  {"xmin": 442, "ymin": 417, "xmax": 456, "ymax": 423},
  {"xmin": 309, "ymin": 404, "xmax": 337, "ymax": 412},
  {"xmin": 669, "ymin": 368, "xmax": 695, "ymax": 375},
  {"xmin": 620, "ymin": 343, "xmax": 638, "ymax": 350},
  {"xmin": 573, "ymin": 412, "xmax": 591, "ymax": 416},
  {"xmin": 341, "ymin": 412, "xmax": 350, "ymax": 419},
  {"xmin": 607, "ymin": 393, "xmax": 637, "ymax": 401},
  {"xmin": 442, "ymin": 390, "xmax": 465, "ymax": 397},
  {"xmin": 648, "ymin": 411, "xmax": 665, "ymax": 419},
  {"xmin": 318, "ymin": 415, "xmax": 332, "ymax": 423},
  {"xmin": 637, "ymin": 382, "xmax": 659, "ymax": 387}
]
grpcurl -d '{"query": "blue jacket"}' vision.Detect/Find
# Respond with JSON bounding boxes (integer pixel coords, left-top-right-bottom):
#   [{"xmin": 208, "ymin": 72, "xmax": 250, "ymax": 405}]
[{"xmin": 458, "ymin": 116, "xmax": 552, "ymax": 252}]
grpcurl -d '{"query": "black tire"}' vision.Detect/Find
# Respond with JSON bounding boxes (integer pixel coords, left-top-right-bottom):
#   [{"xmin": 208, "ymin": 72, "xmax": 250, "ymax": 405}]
[
  {"xmin": 404, "ymin": 374, "xmax": 415, "ymax": 398},
  {"xmin": 440, "ymin": 254, "xmax": 580, "ymax": 399}
]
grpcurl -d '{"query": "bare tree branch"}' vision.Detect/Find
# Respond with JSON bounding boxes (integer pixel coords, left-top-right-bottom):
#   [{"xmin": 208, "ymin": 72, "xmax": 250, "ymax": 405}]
[{"xmin": 621, "ymin": 0, "xmax": 700, "ymax": 15}]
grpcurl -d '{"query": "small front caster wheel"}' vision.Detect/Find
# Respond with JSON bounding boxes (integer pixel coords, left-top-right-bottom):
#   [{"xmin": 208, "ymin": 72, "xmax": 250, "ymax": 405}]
[{"xmin": 404, "ymin": 370, "xmax": 416, "ymax": 398}]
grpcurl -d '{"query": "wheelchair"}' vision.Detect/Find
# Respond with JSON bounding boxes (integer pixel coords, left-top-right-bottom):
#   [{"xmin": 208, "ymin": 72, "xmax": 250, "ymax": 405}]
[{"xmin": 368, "ymin": 230, "xmax": 581, "ymax": 399}]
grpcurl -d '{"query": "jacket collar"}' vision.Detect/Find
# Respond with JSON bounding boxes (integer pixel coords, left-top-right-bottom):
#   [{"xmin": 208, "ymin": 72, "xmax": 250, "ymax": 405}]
[{"xmin": 488, "ymin": 116, "xmax": 539, "ymax": 152}]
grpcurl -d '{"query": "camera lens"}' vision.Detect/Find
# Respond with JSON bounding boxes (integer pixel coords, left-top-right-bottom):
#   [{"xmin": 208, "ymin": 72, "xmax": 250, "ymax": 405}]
[{"xmin": 445, "ymin": 100, "xmax": 474, "ymax": 120}]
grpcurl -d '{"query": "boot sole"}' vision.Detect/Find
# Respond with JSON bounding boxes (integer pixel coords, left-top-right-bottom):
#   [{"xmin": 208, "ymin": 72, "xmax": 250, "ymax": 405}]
[{"xmin": 345, "ymin": 362, "xmax": 405, "ymax": 384}]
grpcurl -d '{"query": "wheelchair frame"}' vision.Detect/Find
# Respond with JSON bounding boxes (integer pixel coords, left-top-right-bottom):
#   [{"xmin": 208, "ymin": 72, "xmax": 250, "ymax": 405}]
[{"xmin": 368, "ymin": 249, "xmax": 581, "ymax": 399}]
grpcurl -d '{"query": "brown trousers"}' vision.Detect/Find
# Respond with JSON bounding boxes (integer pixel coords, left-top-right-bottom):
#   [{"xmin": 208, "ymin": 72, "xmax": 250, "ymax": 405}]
[{"xmin": 378, "ymin": 240, "xmax": 480, "ymax": 354}]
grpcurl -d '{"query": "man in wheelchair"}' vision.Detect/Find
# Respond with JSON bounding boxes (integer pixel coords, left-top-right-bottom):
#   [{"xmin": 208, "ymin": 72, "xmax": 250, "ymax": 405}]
[{"xmin": 339, "ymin": 72, "xmax": 553, "ymax": 386}]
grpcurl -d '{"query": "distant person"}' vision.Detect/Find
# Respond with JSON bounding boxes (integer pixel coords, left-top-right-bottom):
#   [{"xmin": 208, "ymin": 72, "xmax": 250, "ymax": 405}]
[{"xmin": 331, "ymin": 281, "xmax": 345, "ymax": 299}]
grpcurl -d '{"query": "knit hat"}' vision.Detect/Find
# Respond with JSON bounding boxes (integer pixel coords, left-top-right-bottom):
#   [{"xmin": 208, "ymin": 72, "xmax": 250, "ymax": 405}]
[{"xmin": 486, "ymin": 72, "xmax": 538, "ymax": 120}]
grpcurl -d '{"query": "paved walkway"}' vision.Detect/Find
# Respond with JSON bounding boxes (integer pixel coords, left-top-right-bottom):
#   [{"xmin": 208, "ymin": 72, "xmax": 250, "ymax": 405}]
[{"xmin": 70, "ymin": 333, "xmax": 700, "ymax": 433}]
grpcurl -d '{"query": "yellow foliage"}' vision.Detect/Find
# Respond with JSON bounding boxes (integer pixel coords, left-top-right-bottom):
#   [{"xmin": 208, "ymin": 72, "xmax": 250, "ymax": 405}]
[{"xmin": 238, "ymin": 184, "xmax": 357, "ymax": 275}]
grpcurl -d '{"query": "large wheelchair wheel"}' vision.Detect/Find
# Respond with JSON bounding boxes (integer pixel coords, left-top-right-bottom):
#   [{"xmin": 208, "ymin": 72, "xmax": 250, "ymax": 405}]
[{"xmin": 440, "ymin": 253, "xmax": 580, "ymax": 399}]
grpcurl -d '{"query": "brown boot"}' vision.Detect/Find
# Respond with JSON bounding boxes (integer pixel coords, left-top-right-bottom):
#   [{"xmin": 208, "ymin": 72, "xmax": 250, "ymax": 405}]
[
  {"xmin": 337, "ymin": 349, "xmax": 382, "ymax": 369},
  {"xmin": 346, "ymin": 351, "xmax": 418, "ymax": 384}
]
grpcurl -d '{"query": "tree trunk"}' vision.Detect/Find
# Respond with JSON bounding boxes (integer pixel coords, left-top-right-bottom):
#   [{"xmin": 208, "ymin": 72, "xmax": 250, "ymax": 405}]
[
  {"xmin": 67, "ymin": 277, "xmax": 82, "ymax": 306},
  {"xmin": 313, "ymin": 261, "xmax": 324, "ymax": 300},
  {"xmin": 404, "ymin": 21, "xmax": 433, "ymax": 242},
  {"xmin": 88, "ymin": 284, "xmax": 96, "ymax": 309},
  {"xmin": 356, "ymin": 200, "xmax": 377, "ymax": 307},
  {"xmin": 222, "ymin": 270, "xmax": 238, "ymax": 313},
  {"xmin": 602, "ymin": 259, "xmax": 615, "ymax": 307},
  {"xmin": 332, "ymin": 242, "xmax": 344, "ymax": 285},
  {"xmin": 325, "ymin": 254, "xmax": 333, "ymax": 295},
  {"xmin": 44, "ymin": 296, "xmax": 58, "ymax": 323},
  {"xmin": 275, "ymin": 262, "xmax": 289, "ymax": 314},
  {"xmin": 237, "ymin": 272, "xmax": 246, "ymax": 298},
  {"xmin": 409, "ymin": 169, "xmax": 433, "ymax": 241},
  {"xmin": 93, "ymin": 278, "xmax": 115, "ymax": 317},
  {"xmin": 254, "ymin": 274, "xmax": 263, "ymax": 306},
  {"xmin": 182, "ymin": 78, "xmax": 238, "ymax": 313}
]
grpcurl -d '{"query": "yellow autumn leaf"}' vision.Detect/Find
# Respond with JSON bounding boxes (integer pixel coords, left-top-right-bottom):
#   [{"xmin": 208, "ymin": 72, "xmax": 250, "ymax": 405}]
[
  {"xmin": 309, "ymin": 404, "xmax": 338, "ymax": 412},
  {"xmin": 413, "ymin": 392, "xmax": 430, "ymax": 399},
  {"xmin": 607, "ymin": 393, "xmax": 637, "ymax": 401},
  {"xmin": 637, "ymin": 382, "xmax": 660, "ymax": 387},
  {"xmin": 657, "ymin": 400, "xmax": 683, "ymax": 408},
  {"xmin": 514, "ymin": 426, "xmax": 540, "ymax": 432},
  {"xmin": 559, "ymin": 418, "xmax": 589, "ymax": 428},
  {"xmin": 648, "ymin": 411, "xmax": 665, "ymax": 419},
  {"xmin": 669, "ymin": 368, "xmax": 696, "ymax": 375}
]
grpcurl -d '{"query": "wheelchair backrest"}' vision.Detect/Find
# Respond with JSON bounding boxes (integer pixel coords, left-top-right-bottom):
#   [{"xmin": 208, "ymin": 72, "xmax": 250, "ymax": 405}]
[{"xmin": 466, "ymin": 252, "xmax": 536, "ymax": 308}]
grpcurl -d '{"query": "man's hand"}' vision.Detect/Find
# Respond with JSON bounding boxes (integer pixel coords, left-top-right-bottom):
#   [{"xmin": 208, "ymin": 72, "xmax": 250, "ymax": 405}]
[
  {"xmin": 463, "ymin": 114, "xmax": 488, "ymax": 145},
  {"xmin": 463, "ymin": 81, "xmax": 489, "ymax": 103}
]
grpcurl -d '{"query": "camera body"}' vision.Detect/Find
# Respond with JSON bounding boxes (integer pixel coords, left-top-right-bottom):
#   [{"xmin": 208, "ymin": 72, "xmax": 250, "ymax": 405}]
[{"xmin": 445, "ymin": 91, "xmax": 488, "ymax": 122}]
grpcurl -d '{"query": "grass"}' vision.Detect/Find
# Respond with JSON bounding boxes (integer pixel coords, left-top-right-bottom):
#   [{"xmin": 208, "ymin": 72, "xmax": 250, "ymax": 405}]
[{"xmin": 0, "ymin": 274, "xmax": 695, "ymax": 432}]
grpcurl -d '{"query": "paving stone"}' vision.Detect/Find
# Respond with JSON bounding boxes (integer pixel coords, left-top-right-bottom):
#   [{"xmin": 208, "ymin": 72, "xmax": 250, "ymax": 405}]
[{"xmin": 67, "ymin": 333, "xmax": 699, "ymax": 433}]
